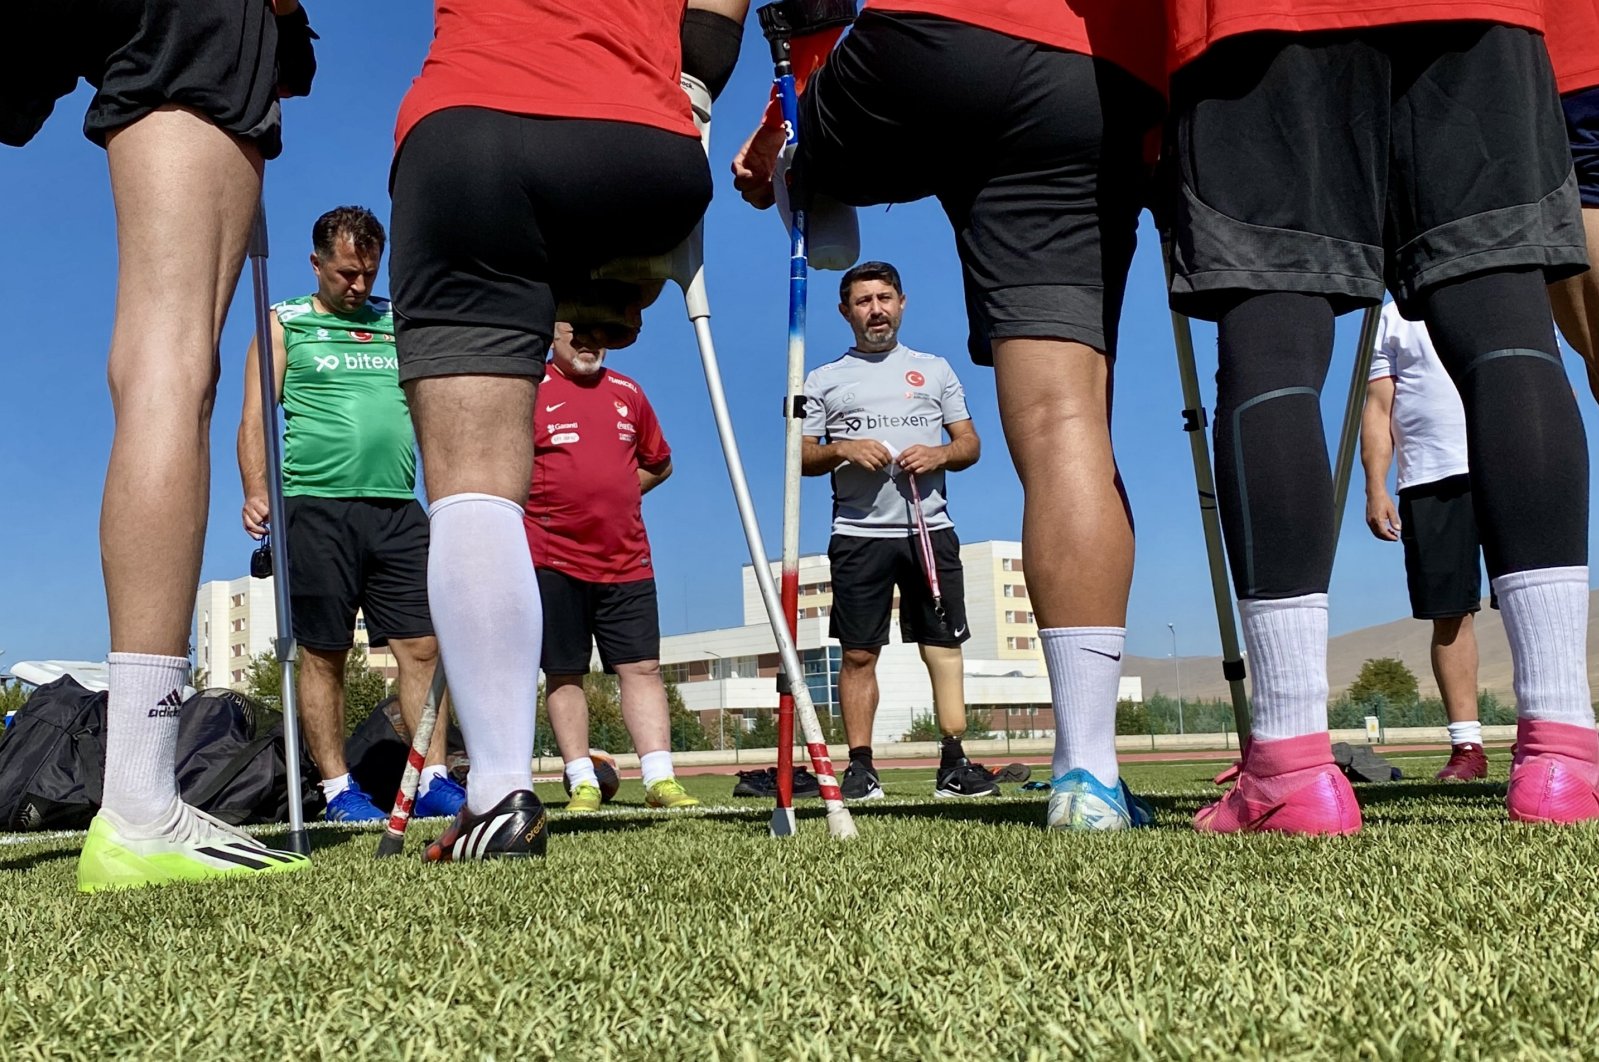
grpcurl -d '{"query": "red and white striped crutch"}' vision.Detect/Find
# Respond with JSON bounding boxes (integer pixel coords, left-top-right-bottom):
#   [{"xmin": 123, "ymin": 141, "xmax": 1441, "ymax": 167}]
[{"xmin": 374, "ymin": 665, "xmax": 447, "ymax": 857}]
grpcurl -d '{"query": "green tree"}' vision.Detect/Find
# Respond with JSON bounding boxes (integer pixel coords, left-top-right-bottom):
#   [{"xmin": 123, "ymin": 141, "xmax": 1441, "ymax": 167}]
[
  {"xmin": 241, "ymin": 646, "xmax": 390, "ymax": 733},
  {"xmin": 242, "ymin": 650, "xmax": 285, "ymax": 710},
  {"xmin": 1348, "ymin": 658, "xmax": 1420, "ymax": 708},
  {"xmin": 0, "ymin": 681, "xmax": 29, "ymax": 717},
  {"xmin": 534, "ymin": 671, "xmax": 713, "ymax": 756},
  {"xmin": 1115, "ymin": 697, "xmax": 1151, "ymax": 735}
]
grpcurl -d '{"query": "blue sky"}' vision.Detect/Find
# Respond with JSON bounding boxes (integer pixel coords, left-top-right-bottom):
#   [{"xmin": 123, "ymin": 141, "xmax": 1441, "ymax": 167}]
[{"xmin": 2, "ymin": 7, "xmax": 1595, "ymax": 670}]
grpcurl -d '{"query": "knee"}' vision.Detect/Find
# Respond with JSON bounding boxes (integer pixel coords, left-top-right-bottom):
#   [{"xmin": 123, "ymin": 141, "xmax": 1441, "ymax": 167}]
[
  {"xmin": 842, "ymin": 648, "xmax": 878, "ymax": 673},
  {"xmin": 615, "ymin": 659, "xmax": 661, "ymax": 681},
  {"xmin": 392, "ymin": 636, "xmax": 438, "ymax": 669}
]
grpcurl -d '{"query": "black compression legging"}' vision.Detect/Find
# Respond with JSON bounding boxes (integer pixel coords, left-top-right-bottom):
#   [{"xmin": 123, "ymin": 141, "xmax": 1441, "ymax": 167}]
[
  {"xmin": 1212, "ymin": 293, "xmax": 1338, "ymax": 600},
  {"xmin": 1212, "ymin": 270, "xmax": 1588, "ymax": 601},
  {"xmin": 1417, "ymin": 268, "xmax": 1588, "ymax": 577}
]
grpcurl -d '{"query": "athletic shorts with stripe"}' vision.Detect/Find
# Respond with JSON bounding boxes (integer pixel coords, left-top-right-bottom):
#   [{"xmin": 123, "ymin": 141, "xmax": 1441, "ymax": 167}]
[
  {"xmin": 1167, "ymin": 23, "xmax": 1588, "ymax": 320},
  {"xmin": 795, "ymin": 11, "xmax": 1163, "ymax": 364},
  {"xmin": 285, "ymin": 497, "xmax": 433, "ymax": 652},
  {"xmin": 0, "ymin": 0, "xmax": 281, "ymax": 157},
  {"xmin": 1397, "ymin": 474, "xmax": 1485, "ymax": 620},
  {"xmin": 388, "ymin": 109, "xmax": 711, "ymax": 384}
]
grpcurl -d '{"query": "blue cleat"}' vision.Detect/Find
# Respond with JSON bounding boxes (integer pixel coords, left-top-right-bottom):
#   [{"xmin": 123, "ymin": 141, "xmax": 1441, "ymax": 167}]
[
  {"xmin": 1046, "ymin": 769, "xmax": 1153, "ymax": 832},
  {"xmin": 414, "ymin": 775, "xmax": 467, "ymax": 819},
  {"xmin": 325, "ymin": 782, "xmax": 387, "ymax": 823}
]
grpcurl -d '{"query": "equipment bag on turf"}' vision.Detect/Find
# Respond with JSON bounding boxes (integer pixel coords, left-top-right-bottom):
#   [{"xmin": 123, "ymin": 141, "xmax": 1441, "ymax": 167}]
[{"xmin": 344, "ymin": 695, "xmax": 467, "ymax": 813}]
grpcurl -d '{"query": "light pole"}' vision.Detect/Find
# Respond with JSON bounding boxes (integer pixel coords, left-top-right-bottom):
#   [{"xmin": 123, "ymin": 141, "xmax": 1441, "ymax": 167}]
[
  {"xmin": 1168, "ymin": 623, "xmax": 1185, "ymax": 735},
  {"xmin": 705, "ymin": 649, "xmax": 726, "ymax": 752}
]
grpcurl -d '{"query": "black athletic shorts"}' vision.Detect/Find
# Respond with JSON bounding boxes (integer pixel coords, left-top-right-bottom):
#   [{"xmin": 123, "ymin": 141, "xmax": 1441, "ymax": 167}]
[
  {"xmin": 1565, "ymin": 85, "xmax": 1599, "ymax": 209},
  {"xmin": 828, "ymin": 530, "xmax": 969, "ymax": 650},
  {"xmin": 389, "ymin": 108, "xmax": 712, "ymax": 384},
  {"xmin": 1168, "ymin": 24, "xmax": 1587, "ymax": 320},
  {"xmin": 0, "ymin": 0, "xmax": 281, "ymax": 156},
  {"xmin": 537, "ymin": 570, "xmax": 661, "ymax": 675},
  {"xmin": 1398, "ymin": 475, "xmax": 1483, "ymax": 620},
  {"xmin": 796, "ymin": 11, "xmax": 1163, "ymax": 364},
  {"xmin": 284, "ymin": 496, "xmax": 433, "ymax": 651}
]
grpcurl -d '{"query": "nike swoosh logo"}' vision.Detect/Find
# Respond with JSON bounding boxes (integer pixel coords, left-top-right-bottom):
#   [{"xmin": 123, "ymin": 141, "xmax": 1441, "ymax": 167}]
[
  {"xmin": 952, "ymin": 626, "xmax": 967, "ymax": 637},
  {"xmin": 545, "ymin": 402, "xmax": 566, "ymax": 411},
  {"xmin": 1081, "ymin": 648, "xmax": 1122, "ymax": 661}
]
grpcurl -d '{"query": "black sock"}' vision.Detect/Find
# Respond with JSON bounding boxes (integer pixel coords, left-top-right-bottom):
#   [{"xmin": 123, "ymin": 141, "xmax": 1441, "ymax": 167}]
[
  {"xmin": 940, "ymin": 736, "xmax": 965, "ymax": 768},
  {"xmin": 848, "ymin": 745, "xmax": 873, "ymax": 769}
]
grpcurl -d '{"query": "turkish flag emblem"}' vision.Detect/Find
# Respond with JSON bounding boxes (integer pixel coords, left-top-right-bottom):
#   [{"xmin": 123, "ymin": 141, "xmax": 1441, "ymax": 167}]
[{"xmin": 905, "ymin": 370, "xmax": 925, "ymax": 387}]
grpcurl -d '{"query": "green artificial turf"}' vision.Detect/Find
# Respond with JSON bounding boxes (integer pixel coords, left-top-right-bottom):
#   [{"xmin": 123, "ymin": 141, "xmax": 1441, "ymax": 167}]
[{"xmin": 5, "ymin": 753, "xmax": 1599, "ymax": 1060}]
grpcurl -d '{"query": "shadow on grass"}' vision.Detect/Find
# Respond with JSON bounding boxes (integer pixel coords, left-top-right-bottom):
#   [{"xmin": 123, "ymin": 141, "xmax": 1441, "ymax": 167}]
[{"xmin": 0, "ymin": 847, "xmax": 78, "ymax": 873}]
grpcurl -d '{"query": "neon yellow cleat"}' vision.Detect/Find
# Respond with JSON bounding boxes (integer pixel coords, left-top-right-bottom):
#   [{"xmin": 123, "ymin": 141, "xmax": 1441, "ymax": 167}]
[
  {"xmin": 78, "ymin": 803, "xmax": 310, "ymax": 894},
  {"xmin": 565, "ymin": 782, "xmax": 603, "ymax": 813},
  {"xmin": 644, "ymin": 778, "xmax": 701, "ymax": 810}
]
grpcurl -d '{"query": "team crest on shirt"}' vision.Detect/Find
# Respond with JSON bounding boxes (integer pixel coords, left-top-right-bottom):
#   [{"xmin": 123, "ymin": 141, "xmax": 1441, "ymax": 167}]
[
  {"xmin": 614, "ymin": 399, "xmax": 630, "ymax": 418},
  {"xmin": 350, "ymin": 330, "xmax": 374, "ymax": 342},
  {"xmin": 905, "ymin": 370, "xmax": 925, "ymax": 387}
]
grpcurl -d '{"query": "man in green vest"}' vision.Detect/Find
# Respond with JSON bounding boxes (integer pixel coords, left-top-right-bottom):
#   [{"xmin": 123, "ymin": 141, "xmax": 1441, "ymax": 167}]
[{"xmin": 238, "ymin": 206, "xmax": 461, "ymax": 822}]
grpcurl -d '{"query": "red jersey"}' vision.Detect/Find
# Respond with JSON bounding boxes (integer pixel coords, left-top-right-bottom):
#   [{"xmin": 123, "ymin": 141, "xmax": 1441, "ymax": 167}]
[
  {"xmin": 1546, "ymin": 0, "xmax": 1599, "ymax": 93},
  {"xmin": 1166, "ymin": 0, "xmax": 1544, "ymax": 70},
  {"xmin": 866, "ymin": 0, "xmax": 1168, "ymax": 94},
  {"xmin": 526, "ymin": 363, "xmax": 671, "ymax": 584},
  {"xmin": 396, "ymin": 0, "xmax": 697, "ymax": 150}
]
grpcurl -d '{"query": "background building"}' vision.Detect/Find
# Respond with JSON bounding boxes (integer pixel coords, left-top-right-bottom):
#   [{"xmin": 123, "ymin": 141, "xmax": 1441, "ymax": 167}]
[{"xmin": 194, "ymin": 576, "xmax": 397, "ymax": 690}]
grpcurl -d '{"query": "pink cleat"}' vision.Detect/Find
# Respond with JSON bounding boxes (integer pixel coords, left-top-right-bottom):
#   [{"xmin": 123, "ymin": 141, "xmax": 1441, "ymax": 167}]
[
  {"xmin": 1195, "ymin": 733, "xmax": 1362, "ymax": 836},
  {"xmin": 1506, "ymin": 719, "xmax": 1599, "ymax": 825}
]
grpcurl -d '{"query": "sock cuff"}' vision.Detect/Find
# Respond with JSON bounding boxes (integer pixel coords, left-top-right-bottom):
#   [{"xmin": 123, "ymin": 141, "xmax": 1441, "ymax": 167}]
[
  {"xmin": 1039, "ymin": 627, "xmax": 1126, "ymax": 641},
  {"xmin": 108, "ymin": 652, "xmax": 189, "ymax": 671},
  {"xmin": 428, "ymin": 492, "xmax": 524, "ymax": 519},
  {"xmin": 564, "ymin": 756, "xmax": 595, "ymax": 777},
  {"xmin": 1239, "ymin": 593, "xmax": 1328, "ymax": 619},
  {"xmin": 1491, "ymin": 565, "xmax": 1589, "ymax": 594}
]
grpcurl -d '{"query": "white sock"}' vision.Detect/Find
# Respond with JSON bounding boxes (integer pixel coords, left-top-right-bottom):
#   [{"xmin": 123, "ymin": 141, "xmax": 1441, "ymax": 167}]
[
  {"xmin": 420, "ymin": 764, "xmax": 448, "ymax": 795},
  {"xmin": 101, "ymin": 652, "xmax": 188, "ymax": 827},
  {"xmin": 1239, "ymin": 594, "xmax": 1329, "ymax": 741},
  {"xmin": 1447, "ymin": 720, "xmax": 1483, "ymax": 747},
  {"xmin": 1040, "ymin": 627, "xmax": 1124, "ymax": 788},
  {"xmin": 320, "ymin": 772, "xmax": 353, "ymax": 802},
  {"xmin": 1492, "ymin": 565, "xmax": 1594, "ymax": 727},
  {"xmin": 429, "ymin": 492, "xmax": 544, "ymax": 814},
  {"xmin": 640, "ymin": 750, "xmax": 674, "ymax": 788},
  {"xmin": 565, "ymin": 756, "xmax": 598, "ymax": 789}
]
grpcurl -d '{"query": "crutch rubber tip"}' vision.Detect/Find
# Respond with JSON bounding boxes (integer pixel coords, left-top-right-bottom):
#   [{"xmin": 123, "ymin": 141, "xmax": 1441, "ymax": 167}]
[
  {"xmin": 769, "ymin": 807, "xmax": 798, "ymax": 837},
  {"xmin": 373, "ymin": 831, "xmax": 406, "ymax": 858},
  {"xmin": 825, "ymin": 808, "xmax": 858, "ymax": 840},
  {"xmin": 283, "ymin": 829, "xmax": 312, "ymax": 856}
]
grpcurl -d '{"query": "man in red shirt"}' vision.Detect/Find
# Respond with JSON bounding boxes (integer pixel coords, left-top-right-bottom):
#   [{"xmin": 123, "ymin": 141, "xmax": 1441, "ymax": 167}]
[
  {"xmin": 388, "ymin": 0, "xmax": 746, "ymax": 860},
  {"xmin": 1164, "ymin": 1, "xmax": 1593, "ymax": 834},
  {"xmin": 1546, "ymin": 0, "xmax": 1599, "ymax": 400},
  {"xmin": 734, "ymin": 0, "xmax": 1166, "ymax": 833},
  {"xmin": 528, "ymin": 325, "xmax": 699, "ymax": 814}
]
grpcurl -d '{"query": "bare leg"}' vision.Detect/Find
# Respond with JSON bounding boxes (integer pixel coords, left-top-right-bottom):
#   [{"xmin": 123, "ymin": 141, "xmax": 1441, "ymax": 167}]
[
  {"xmin": 839, "ymin": 647, "xmax": 881, "ymax": 748},
  {"xmin": 297, "ymin": 647, "xmax": 350, "ymax": 779},
  {"xmin": 545, "ymin": 675, "xmax": 591, "ymax": 763},
  {"xmin": 1549, "ymin": 207, "xmax": 1599, "ymax": 403},
  {"xmin": 388, "ymin": 635, "xmax": 446, "ymax": 766},
  {"xmin": 1432, "ymin": 613, "xmax": 1481, "ymax": 724},
  {"xmin": 992, "ymin": 339, "xmax": 1131, "ymax": 627},
  {"xmin": 919, "ymin": 644, "xmax": 967, "ymax": 736},
  {"xmin": 102, "ymin": 106, "xmax": 262, "ymax": 653},
  {"xmin": 616, "ymin": 659, "xmax": 671, "ymax": 755}
]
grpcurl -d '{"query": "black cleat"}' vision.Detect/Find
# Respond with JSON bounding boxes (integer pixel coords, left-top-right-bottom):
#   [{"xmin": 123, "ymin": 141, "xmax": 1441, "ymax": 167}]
[
  {"xmin": 935, "ymin": 760, "xmax": 1001, "ymax": 798},
  {"xmin": 732, "ymin": 768, "xmax": 777, "ymax": 798},
  {"xmin": 424, "ymin": 790, "xmax": 548, "ymax": 862},
  {"xmin": 791, "ymin": 766, "xmax": 821, "ymax": 798},
  {"xmin": 841, "ymin": 761, "xmax": 884, "ymax": 801}
]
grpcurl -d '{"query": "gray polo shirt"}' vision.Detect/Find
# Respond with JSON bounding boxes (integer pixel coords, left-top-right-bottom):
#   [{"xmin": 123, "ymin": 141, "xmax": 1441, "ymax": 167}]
[{"xmin": 802, "ymin": 343, "xmax": 971, "ymax": 538}]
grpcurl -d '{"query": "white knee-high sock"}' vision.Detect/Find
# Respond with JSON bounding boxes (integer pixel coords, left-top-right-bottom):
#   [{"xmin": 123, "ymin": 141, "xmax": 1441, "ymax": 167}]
[
  {"xmin": 1240, "ymin": 594, "xmax": 1328, "ymax": 741},
  {"xmin": 428, "ymin": 493, "xmax": 543, "ymax": 814},
  {"xmin": 101, "ymin": 652, "xmax": 189, "ymax": 828},
  {"xmin": 1040, "ymin": 627, "xmax": 1124, "ymax": 787},
  {"xmin": 1493, "ymin": 566, "xmax": 1593, "ymax": 728}
]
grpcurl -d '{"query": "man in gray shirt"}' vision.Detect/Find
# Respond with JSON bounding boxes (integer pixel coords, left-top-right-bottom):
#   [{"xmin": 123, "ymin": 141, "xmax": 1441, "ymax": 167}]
[{"xmin": 802, "ymin": 261, "xmax": 990, "ymax": 799}]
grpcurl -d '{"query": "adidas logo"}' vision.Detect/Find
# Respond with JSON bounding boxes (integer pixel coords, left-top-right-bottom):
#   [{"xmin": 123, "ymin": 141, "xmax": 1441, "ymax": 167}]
[{"xmin": 147, "ymin": 688, "xmax": 184, "ymax": 718}]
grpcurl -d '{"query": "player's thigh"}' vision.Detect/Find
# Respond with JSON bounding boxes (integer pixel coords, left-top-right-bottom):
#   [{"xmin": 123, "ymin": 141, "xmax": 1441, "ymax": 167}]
[
  {"xmin": 827, "ymin": 534, "xmax": 897, "ymax": 649},
  {"xmin": 592, "ymin": 579, "xmax": 662, "ymax": 671},
  {"xmin": 285, "ymin": 496, "xmax": 361, "ymax": 652},
  {"xmin": 357, "ymin": 499, "xmax": 434, "ymax": 647},
  {"xmin": 537, "ymin": 568, "xmax": 599, "ymax": 675}
]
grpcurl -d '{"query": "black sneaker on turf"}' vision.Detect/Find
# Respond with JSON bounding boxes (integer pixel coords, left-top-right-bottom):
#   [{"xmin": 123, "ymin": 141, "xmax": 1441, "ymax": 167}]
[
  {"xmin": 424, "ymin": 790, "xmax": 548, "ymax": 862},
  {"xmin": 791, "ymin": 766, "xmax": 821, "ymax": 798},
  {"xmin": 935, "ymin": 760, "xmax": 1000, "ymax": 799},
  {"xmin": 981, "ymin": 762, "xmax": 1032, "ymax": 785},
  {"xmin": 732, "ymin": 768, "xmax": 777, "ymax": 798},
  {"xmin": 841, "ymin": 761, "xmax": 884, "ymax": 801}
]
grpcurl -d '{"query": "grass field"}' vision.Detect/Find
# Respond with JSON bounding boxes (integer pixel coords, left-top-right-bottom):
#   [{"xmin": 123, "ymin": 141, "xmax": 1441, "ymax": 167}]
[{"xmin": 5, "ymin": 751, "xmax": 1599, "ymax": 1060}]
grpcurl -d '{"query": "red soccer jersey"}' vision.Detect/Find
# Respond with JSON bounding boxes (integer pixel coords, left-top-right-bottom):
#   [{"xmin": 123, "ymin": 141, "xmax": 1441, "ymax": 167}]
[
  {"xmin": 1546, "ymin": 0, "xmax": 1599, "ymax": 93},
  {"xmin": 865, "ymin": 0, "xmax": 1168, "ymax": 94},
  {"xmin": 526, "ymin": 363, "xmax": 671, "ymax": 584},
  {"xmin": 1166, "ymin": 0, "xmax": 1544, "ymax": 70},
  {"xmin": 395, "ymin": 0, "xmax": 697, "ymax": 150}
]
